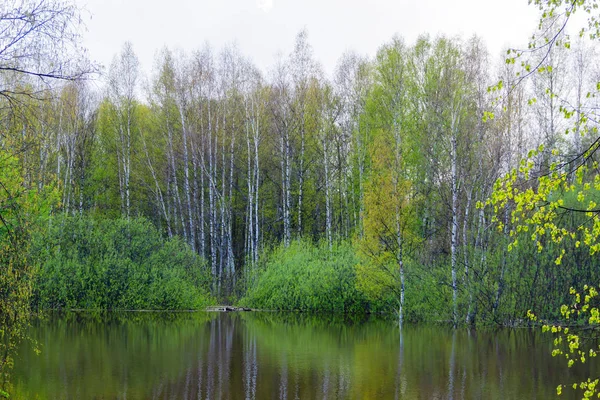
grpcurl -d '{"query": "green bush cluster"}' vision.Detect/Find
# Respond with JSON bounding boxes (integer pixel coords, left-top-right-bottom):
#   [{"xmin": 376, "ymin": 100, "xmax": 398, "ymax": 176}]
[
  {"xmin": 241, "ymin": 240, "xmax": 376, "ymax": 314},
  {"xmin": 31, "ymin": 216, "xmax": 213, "ymax": 310}
]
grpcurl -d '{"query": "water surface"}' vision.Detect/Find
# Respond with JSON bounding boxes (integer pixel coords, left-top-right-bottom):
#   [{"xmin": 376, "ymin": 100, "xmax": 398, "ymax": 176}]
[{"xmin": 12, "ymin": 311, "xmax": 591, "ymax": 399}]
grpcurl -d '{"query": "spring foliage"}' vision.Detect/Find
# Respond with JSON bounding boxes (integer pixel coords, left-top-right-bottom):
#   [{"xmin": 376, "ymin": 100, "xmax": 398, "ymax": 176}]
[
  {"xmin": 487, "ymin": 0, "xmax": 600, "ymax": 396},
  {"xmin": 527, "ymin": 286, "xmax": 600, "ymax": 398},
  {"xmin": 242, "ymin": 240, "xmax": 374, "ymax": 314},
  {"xmin": 31, "ymin": 216, "xmax": 214, "ymax": 310}
]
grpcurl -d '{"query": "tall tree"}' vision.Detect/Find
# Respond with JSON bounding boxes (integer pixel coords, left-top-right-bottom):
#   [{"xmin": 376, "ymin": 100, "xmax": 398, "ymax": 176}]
[
  {"xmin": 335, "ymin": 52, "xmax": 372, "ymax": 238},
  {"xmin": 108, "ymin": 42, "xmax": 139, "ymax": 219},
  {"xmin": 358, "ymin": 38, "xmax": 422, "ymax": 325}
]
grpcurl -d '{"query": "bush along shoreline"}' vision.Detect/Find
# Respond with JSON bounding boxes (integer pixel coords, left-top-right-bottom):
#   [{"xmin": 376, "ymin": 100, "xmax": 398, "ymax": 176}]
[
  {"xmin": 27, "ymin": 215, "xmax": 597, "ymax": 327},
  {"xmin": 31, "ymin": 216, "xmax": 214, "ymax": 311}
]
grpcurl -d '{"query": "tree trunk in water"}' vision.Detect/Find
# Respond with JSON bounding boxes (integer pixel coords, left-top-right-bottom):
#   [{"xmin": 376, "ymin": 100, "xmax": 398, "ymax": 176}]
[
  {"xmin": 464, "ymin": 188, "xmax": 472, "ymax": 325},
  {"xmin": 493, "ymin": 205, "xmax": 509, "ymax": 318},
  {"xmin": 398, "ymin": 260, "xmax": 405, "ymax": 327},
  {"xmin": 450, "ymin": 109, "xmax": 460, "ymax": 328}
]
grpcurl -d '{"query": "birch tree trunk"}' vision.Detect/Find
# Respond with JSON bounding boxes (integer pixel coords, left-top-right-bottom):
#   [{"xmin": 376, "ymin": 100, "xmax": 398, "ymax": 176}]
[
  {"xmin": 450, "ymin": 105, "xmax": 460, "ymax": 328},
  {"xmin": 463, "ymin": 187, "xmax": 473, "ymax": 325},
  {"xmin": 245, "ymin": 98, "xmax": 254, "ymax": 265},
  {"xmin": 178, "ymin": 99, "xmax": 196, "ymax": 251},
  {"xmin": 142, "ymin": 132, "xmax": 172, "ymax": 237},
  {"xmin": 109, "ymin": 42, "xmax": 138, "ymax": 220},
  {"xmin": 323, "ymin": 133, "xmax": 332, "ymax": 250},
  {"xmin": 297, "ymin": 123, "xmax": 305, "ymax": 236},
  {"xmin": 393, "ymin": 122, "xmax": 405, "ymax": 327},
  {"xmin": 252, "ymin": 93, "xmax": 261, "ymax": 264}
]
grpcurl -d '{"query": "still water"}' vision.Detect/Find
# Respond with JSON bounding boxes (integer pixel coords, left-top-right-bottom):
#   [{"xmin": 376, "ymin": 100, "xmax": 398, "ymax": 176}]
[{"xmin": 11, "ymin": 311, "xmax": 592, "ymax": 399}]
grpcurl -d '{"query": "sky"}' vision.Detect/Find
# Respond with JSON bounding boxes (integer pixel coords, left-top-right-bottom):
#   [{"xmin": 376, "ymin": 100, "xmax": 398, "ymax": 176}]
[{"xmin": 74, "ymin": 0, "xmax": 541, "ymax": 80}]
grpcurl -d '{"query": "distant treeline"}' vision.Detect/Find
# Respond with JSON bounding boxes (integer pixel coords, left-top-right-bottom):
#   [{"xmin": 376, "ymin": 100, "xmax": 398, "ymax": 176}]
[{"xmin": 4, "ymin": 28, "xmax": 600, "ymax": 324}]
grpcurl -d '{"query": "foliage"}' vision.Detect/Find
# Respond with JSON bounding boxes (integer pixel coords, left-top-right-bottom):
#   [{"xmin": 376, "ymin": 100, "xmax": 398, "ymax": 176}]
[
  {"xmin": 527, "ymin": 285, "xmax": 600, "ymax": 398},
  {"xmin": 241, "ymin": 240, "xmax": 374, "ymax": 314},
  {"xmin": 0, "ymin": 0, "xmax": 91, "ymax": 102},
  {"xmin": 31, "ymin": 216, "xmax": 214, "ymax": 310},
  {"xmin": 355, "ymin": 37, "xmax": 423, "ymax": 323},
  {"xmin": 5, "ymin": 0, "xmax": 600, "ymax": 339},
  {"xmin": 489, "ymin": 0, "xmax": 600, "ymax": 266},
  {"xmin": 486, "ymin": 0, "xmax": 600, "ymax": 395},
  {"xmin": 0, "ymin": 152, "xmax": 56, "ymax": 396}
]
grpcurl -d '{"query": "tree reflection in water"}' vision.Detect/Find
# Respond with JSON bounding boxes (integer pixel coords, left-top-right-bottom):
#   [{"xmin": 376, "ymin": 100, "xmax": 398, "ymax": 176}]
[{"xmin": 10, "ymin": 311, "xmax": 598, "ymax": 400}]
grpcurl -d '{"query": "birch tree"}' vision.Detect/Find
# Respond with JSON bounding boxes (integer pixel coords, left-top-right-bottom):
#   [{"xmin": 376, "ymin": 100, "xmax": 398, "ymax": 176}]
[
  {"xmin": 357, "ymin": 38, "xmax": 421, "ymax": 325},
  {"xmin": 335, "ymin": 52, "xmax": 372, "ymax": 238},
  {"xmin": 270, "ymin": 57, "xmax": 293, "ymax": 247},
  {"xmin": 108, "ymin": 42, "xmax": 139, "ymax": 219}
]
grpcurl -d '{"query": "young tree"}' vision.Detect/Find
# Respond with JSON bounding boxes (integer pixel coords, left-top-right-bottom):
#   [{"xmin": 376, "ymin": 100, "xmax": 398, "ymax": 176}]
[{"xmin": 357, "ymin": 38, "xmax": 422, "ymax": 325}]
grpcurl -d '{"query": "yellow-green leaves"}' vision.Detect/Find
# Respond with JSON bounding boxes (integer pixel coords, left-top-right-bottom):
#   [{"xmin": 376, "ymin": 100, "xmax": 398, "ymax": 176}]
[
  {"xmin": 536, "ymin": 285, "xmax": 600, "ymax": 397},
  {"xmin": 490, "ymin": 136, "xmax": 600, "ymax": 266}
]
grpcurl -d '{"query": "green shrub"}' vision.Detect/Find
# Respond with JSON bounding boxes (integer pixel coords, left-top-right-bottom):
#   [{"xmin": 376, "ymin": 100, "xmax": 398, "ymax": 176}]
[
  {"xmin": 241, "ymin": 240, "xmax": 369, "ymax": 313},
  {"xmin": 31, "ymin": 216, "xmax": 213, "ymax": 310}
]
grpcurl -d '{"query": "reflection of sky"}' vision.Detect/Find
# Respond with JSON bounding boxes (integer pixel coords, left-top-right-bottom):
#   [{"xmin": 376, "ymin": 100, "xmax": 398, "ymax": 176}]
[{"xmin": 74, "ymin": 0, "xmax": 539, "ymax": 82}]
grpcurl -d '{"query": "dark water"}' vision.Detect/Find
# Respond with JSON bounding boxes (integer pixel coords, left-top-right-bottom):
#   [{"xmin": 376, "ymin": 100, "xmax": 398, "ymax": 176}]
[{"xmin": 10, "ymin": 311, "xmax": 593, "ymax": 399}]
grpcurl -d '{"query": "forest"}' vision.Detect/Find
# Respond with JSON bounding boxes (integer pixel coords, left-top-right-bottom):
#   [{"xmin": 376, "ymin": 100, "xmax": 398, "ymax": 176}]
[{"xmin": 2, "ymin": 0, "xmax": 600, "ymax": 345}]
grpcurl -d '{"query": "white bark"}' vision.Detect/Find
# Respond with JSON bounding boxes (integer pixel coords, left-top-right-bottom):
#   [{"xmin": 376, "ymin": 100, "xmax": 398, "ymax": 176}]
[
  {"xmin": 252, "ymin": 92, "xmax": 261, "ymax": 264},
  {"xmin": 208, "ymin": 92, "xmax": 217, "ymax": 288},
  {"xmin": 324, "ymin": 133, "xmax": 332, "ymax": 250},
  {"xmin": 463, "ymin": 187, "xmax": 472, "ymax": 325},
  {"xmin": 109, "ymin": 42, "xmax": 138, "ymax": 220},
  {"xmin": 142, "ymin": 132, "xmax": 172, "ymax": 237},
  {"xmin": 178, "ymin": 96, "xmax": 196, "ymax": 251},
  {"xmin": 450, "ymin": 104, "xmax": 460, "ymax": 327},
  {"xmin": 245, "ymin": 98, "xmax": 254, "ymax": 265}
]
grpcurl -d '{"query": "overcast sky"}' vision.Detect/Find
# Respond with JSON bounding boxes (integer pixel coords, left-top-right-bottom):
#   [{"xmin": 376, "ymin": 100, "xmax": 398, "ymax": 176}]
[{"xmin": 75, "ymin": 0, "xmax": 540, "ymax": 79}]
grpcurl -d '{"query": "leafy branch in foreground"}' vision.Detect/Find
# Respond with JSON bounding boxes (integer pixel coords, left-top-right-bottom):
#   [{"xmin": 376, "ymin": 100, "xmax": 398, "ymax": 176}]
[
  {"xmin": 486, "ymin": 0, "xmax": 600, "ymax": 396},
  {"xmin": 528, "ymin": 285, "xmax": 600, "ymax": 398},
  {"xmin": 0, "ymin": 152, "xmax": 54, "ymax": 397}
]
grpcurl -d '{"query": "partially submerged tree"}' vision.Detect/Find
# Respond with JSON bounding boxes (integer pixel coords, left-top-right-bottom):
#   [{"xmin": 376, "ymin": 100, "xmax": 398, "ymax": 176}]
[{"xmin": 357, "ymin": 38, "xmax": 422, "ymax": 325}]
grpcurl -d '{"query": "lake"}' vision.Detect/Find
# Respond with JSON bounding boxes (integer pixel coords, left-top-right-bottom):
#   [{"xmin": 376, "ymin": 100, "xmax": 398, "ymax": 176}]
[{"xmin": 11, "ymin": 311, "xmax": 592, "ymax": 399}]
